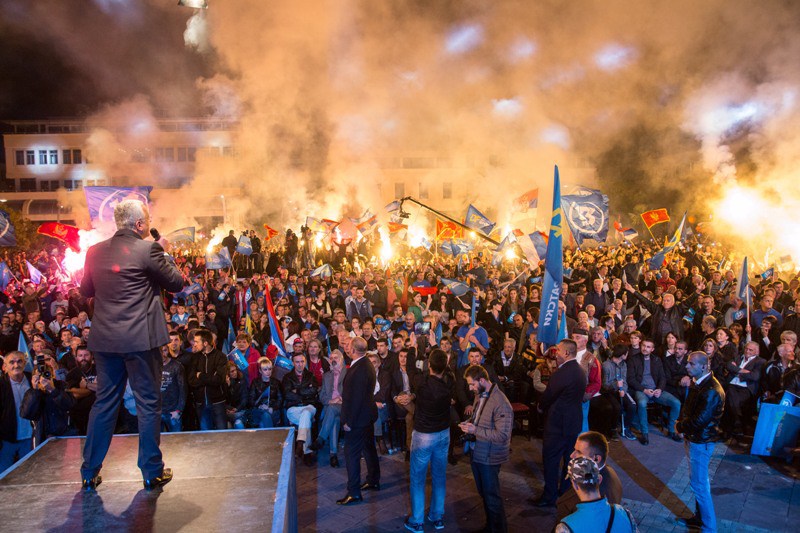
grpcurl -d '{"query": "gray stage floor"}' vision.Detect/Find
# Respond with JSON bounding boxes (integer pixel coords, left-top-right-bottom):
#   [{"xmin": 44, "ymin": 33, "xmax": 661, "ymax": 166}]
[{"xmin": 0, "ymin": 429, "xmax": 294, "ymax": 533}]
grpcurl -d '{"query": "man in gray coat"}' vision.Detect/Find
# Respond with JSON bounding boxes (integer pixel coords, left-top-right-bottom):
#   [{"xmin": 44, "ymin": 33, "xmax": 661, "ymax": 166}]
[
  {"xmin": 79, "ymin": 200, "xmax": 184, "ymax": 491},
  {"xmin": 459, "ymin": 365, "xmax": 513, "ymax": 532}
]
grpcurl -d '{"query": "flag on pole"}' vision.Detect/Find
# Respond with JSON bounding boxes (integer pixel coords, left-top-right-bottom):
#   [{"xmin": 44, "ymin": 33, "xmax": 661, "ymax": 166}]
[
  {"xmin": 388, "ymin": 221, "xmax": 408, "ymax": 233},
  {"xmin": 736, "ymin": 257, "xmax": 750, "ymax": 301},
  {"xmin": 464, "ymin": 205, "xmax": 496, "ymax": 236},
  {"xmin": 440, "ymin": 278, "xmax": 471, "ymax": 297},
  {"xmin": 435, "ymin": 219, "xmax": 463, "ymax": 240},
  {"xmin": 648, "ymin": 212, "xmax": 687, "ymax": 270},
  {"xmin": 236, "ymin": 235, "xmax": 253, "ymax": 256},
  {"xmin": 309, "ymin": 264, "xmax": 333, "ymax": 278},
  {"xmin": 513, "ymin": 188, "xmax": 539, "ymax": 212},
  {"xmin": 0, "ymin": 261, "xmax": 13, "ymax": 290},
  {"xmin": 26, "ymin": 261, "xmax": 43, "ymax": 285},
  {"xmin": 263, "ymin": 281, "xmax": 288, "ymax": 359},
  {"xmin": 640, "ymin": 208, "xmax": 670, "ymax": 229},
  {"xmin": 37, "ymin": 222, "xmax": 81, "ymax": 252},
  {"xmin": 613, "ymin": 221, "xmax": 638, "ymax": 241},
  {"xmin": 223, "ymin": 318, "xmax": 236, "ymax": 353},
  {"xmin": 385, "ymin": 200, "xmax": 401, "ymax": 213},
  {"xmin": 84, "ymin": 186, "xmax": 152, "ymax": 224},
  {"xmin": 560, "ymin": 187, "xmax": 610, "ymax": 246},
  {"xmin": 262, "ymin": 224, "xmax": 280, "ymax": 240},
  {"xmin": 18, "ymin": 331, "xmax": 32, "ymax": 372},
  {"xmin": 164, "ymin": 227, "xmax": 196, "ymax": 243},
  {"xmin": 539, "ymin": 165, "xmax": 564, "ymax": 346},
  {"xmin": 760, "ymin": 268, "xmax": 775, "ymax": 281}
]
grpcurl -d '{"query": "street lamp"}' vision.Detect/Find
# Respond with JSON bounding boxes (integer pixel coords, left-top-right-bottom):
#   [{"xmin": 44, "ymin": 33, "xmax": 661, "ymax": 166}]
[{"xmin": 220, "ymin": 194, "xmax": 227, "ymax": 226}]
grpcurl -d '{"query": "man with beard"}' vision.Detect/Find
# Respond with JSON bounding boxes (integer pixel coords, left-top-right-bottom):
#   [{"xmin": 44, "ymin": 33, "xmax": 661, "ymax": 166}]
[{"xmin": 65, "ymin": 345, "xmax": 98, "ymax": 435}]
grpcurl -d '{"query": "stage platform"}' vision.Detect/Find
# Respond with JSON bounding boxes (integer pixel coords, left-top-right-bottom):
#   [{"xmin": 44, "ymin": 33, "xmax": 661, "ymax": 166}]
[{"xmin": 0, "ymin": 428, "xmax": 297, "ymax": 533}]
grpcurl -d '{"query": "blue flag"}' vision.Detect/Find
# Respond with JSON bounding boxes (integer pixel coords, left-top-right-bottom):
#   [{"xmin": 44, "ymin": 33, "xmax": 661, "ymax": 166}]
[
  {"xmin": 560, "ymin": 187, "xmax": 609, "ymax": 246},
  {"xmin": 736, "ymin": 258, "xmax": 749, "ymax": 301},
  {"xmin": 205, "ymin": 248, "xmax": 233, "ymax": 270},
  {"xmin": 0, "ymin": 261, "xmax": 12, "ymax": 290},
  {"xmin": 648, "ymin": 212, "xmax": 687, "ymax": 270},
  {"xmin": 236, "ymin": 235, "xmax": 253, "ymax": 256},
  {"xmin": 539, "ymin": 165, "xmax": 564, "ymax": 346},
  {"xmin": 309, "ymin": 264, "xmax": 333, "ymax": 278},
  {"xmin": 26, "ymin": 261, "xmax": 43, "ymax": 285},
  {"xmin": 174, "ymin": 282, "xmax": 203, "ymax": 302},
  {"xmin": 465, "ymin": 205, "xmax": 496, "ymax": 236},
  {"xmin": 760, "ymin": 267, "xmax": 775, "ymax": 281},
  {"xmin": 165, "ymin": 227, "xmax": 196, "ymax": 243},
  {"xmin": 440, "ymin": 278, "xmax": 471, "ymax": 297},
  {"xmin": 223, "ymin": 318, "xmax": 236, "ymax": 353},
  {"xmin": 0, "ymin": 210, "xmax": 17, "ymax": 247},
  {"xmin": 18, "ymin": 332, "xmax": 32, "ymax": 373},
  {"xmin": 84, "ymin": 186, "xmax": 152, "ymax": 224}
]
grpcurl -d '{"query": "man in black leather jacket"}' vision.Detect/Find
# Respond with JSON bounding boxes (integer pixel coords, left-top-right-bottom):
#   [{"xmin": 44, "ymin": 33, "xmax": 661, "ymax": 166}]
[{"xmin": 674, "ymin": 351, "xmax": 725, "ymax": 531}]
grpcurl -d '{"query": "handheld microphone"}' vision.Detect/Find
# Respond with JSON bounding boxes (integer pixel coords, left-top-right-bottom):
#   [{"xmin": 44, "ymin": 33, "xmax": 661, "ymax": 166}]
[{"xmin": 150, "ymin": 228, "xmax": 161, "ymax": 241}]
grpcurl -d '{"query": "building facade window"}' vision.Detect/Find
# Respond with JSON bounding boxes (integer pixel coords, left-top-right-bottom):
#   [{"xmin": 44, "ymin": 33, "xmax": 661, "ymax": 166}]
[
  {"xmin": 39, "ymin": 150, "xmax": 48, "ymax": 165},
  {"xmin": 15, "ymin": 151, "xmax": 24, "ymax": 166},
  {"xmin": 443, "ymin": 182, "xmax": 453, "ymax": 199},
  {"xmin": 63, "ymin": 149, "xmax": 72, "ymax": 165},
  {"xmin": 72, "ymin": 149, "xmax": 82, "ymax": 164},
  {"xmin": 177, "ymin": 147, "xmax": 187, "ymax": 162},
  {"xmin": 188, "ymin": 147, "xmax": 196, "ymax": 162},
  {"xmin": 19, "ymin": 178, "xmax": 37, "ymax": 192},
  {"xmin": 49, "ymin": 150, "xmax": 58, "ymax": 164},
  {"xmin": 26, "ymin": 150, "xmax": 35, "ymax": 165},
  {"xmin": 419, "ymin": 181, "xmax": 429, "ymax": 200}
]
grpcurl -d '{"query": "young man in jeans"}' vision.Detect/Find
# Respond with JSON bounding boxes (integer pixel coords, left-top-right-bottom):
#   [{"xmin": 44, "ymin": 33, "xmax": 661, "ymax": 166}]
[{"xmin": 405, "ymin": 349, "xmax": 455, "ymax": 532}]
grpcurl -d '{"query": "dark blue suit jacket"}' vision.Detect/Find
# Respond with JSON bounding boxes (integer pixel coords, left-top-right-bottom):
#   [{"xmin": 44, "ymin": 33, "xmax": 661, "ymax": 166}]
[
  {"xmin": 341, "ymin": 356, "xmax": 378, "ymax": 429},
  {"xmin": 81, "ymin": 229, "xmax": 183, "ymax": 353},
  {"xmin": 540, "ymin": 359, "xmax": 587, "ymax": 437}
]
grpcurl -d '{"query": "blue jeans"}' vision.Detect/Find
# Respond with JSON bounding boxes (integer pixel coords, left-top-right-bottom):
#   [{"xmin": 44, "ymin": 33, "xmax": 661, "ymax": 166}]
[
  {"xmin": 470, "ymin": 461, "xmax": 507, "ymax": 532},
  {"xmin": 581, "ymin": 400, "xmax": 590, "ymax": 433},
  {"xmin": 634, "ymin": 390, "xmax": 681, "ymax": 435},
  {"xmin": 161, "ymin": 413, "xmax": 183, "ymax": 433},
  {"xmin": 246, "ymin": 408, "xmax": 279, "ymax": 428},
  {"xmin": 409, "ymin": 428, "xmax": 449, "ymax": 525},
  {"xmin": 319, "ymin": 404, "xmax": 342, "ymax": 454},
  {"xmin": 0, "ymin": 439, "xmax": 32, "ymax": 473},
  {"xmin": 197, "ymin": 402, "xmax": 227, "ymax": 431},
  {"xmin": 374, "ymin": 405, "xmax": 389, "ymax": 437},
  {"xmin": 686, "ymin": 441, "xmax": 717, "ymax": 532}
]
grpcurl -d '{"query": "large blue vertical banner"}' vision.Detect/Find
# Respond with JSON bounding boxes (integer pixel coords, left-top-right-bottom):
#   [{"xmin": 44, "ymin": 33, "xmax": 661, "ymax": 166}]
[
  {"xmin": 84, "ymin": 186, "xmax": 153, "ymax": 224},
  {"xmin": 538, "ymin": 166, "xmax": 564, "ymax": 347}
]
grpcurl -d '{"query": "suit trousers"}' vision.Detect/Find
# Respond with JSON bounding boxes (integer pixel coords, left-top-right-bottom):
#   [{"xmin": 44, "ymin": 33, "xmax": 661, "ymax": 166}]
[
  {"xmin": 541, "ymin": 432, "xmax": 577, "ymax": 503},
  {"xmin": 343, "ymin": 424, "xmax": 380, "ymax": 497},
  {"xmin": 82, "ymin": 349, "xmax": 163, "ymax": 480}
]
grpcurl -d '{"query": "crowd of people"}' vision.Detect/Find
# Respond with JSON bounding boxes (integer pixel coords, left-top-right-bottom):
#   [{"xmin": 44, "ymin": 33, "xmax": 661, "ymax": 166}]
[{"xmin": 2, "ymin": 220, "xmax": 799, "ymax": 532}]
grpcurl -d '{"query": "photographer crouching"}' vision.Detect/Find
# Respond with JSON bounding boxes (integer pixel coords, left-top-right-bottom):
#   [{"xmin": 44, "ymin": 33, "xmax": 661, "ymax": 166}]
[
  {"xmin": 21, "ymin": 350, "xmax": 77, "ymax": 443},
  {"xmin": 459, "ymin": 365, "xmax": 513, "ymax": 533}
]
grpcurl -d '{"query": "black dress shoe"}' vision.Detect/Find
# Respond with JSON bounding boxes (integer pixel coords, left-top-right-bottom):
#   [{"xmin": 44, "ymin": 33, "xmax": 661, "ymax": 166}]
[
  {"xmin": 360, "ymin": 482, "xmax": 380, "ymax": 491},
  {"xmin": 82, "ymin": 475, "xmax": 102, "ymax": 492},
  {"xmin": 330, "ymin": 455, "xmax": 339, "ymax": 468},
  {"xmin": 675, "ymin": 514, "xmax": 703, "ymax": 528},
  {"xmin": 143, "ymin": 468, "xmax": 173, "ymax": 490},
  {"xmin": 531, "ymin": 496, "xmax": 556, "ymax": 507},
  {"xmin": 638, "ymin": 434, "xmax": 649, "ymax": 446},
  {"xmin": 336, "ymin": 494, "xmax": 363, "ymax": 505},
  {"xmin": 309, "ymin": 438, "xmax": 325, "ymax": 451}
]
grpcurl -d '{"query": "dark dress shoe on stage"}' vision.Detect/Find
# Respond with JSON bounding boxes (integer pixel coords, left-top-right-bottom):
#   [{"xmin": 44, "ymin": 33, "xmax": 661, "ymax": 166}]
[
  {"xmin": 336, "ymin": 494, "xmax": 363, "ymax": 505},
  {"xmin": 530, "ymin": 496, "xmax": 556, "ymax": 508},
  {"xmin": 302, "ymin": 453, "xmax": 315, "ymax": 467},
  {"xmin": 360, "ymin": 482, "xmax": 380, "ymax": 491},
  {"xmin": 675, "ymin": 514, "xmax": 703, "ymax": 529},
  {"xmin": 330, "ymin": 455, "xmax": 339, "ymax": 468},
  {"xmin": 309, "ymin": 438, "xmax": 325, "ymax": 452},
  {"xmin": 82, "ymin": 475, "xmax": 102, "ymax": 492},
  {"xmin": 143, "ymin": 468, "xmax": 173, "ymax": 490},
  {"xmin": 638, "ymin": 434, "xmax": 649, "ymax": 446},
  {"xmin": 295, "ymin": 441, "xmax": 305, "ymax": 458}
]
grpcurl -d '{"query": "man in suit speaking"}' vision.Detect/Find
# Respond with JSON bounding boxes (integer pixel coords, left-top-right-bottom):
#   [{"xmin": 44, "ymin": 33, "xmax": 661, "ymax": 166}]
[
  {"xmin": 337, "ymin": 336, "xmax": 380, "ymax": 505},
  {"xmin": 79, "ymin": 199, "xmax": 184, "ymax": 491},
  {"xmin": 533, "ymin": 338, "xmax": 587, "ymax": 507}
]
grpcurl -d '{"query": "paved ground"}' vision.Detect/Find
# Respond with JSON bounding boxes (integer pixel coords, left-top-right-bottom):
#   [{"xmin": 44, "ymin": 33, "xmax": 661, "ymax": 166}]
[{"xmin": 295, "ymin": 429, "xmax": 800, "ymax": 532}]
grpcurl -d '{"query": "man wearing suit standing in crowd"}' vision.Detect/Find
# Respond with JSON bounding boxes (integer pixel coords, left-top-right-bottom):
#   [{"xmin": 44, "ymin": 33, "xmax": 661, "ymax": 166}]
[
  {"xmin": 337, "ymin": 337, "xmax": 380, "ymax": 505},
  {"xmin": 533, "ymin": 339, "xmax": 587, "ymax": 507},
  {"xmin": 79, "ymin": 200, "xmax": 184, "ymax": 491}
]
